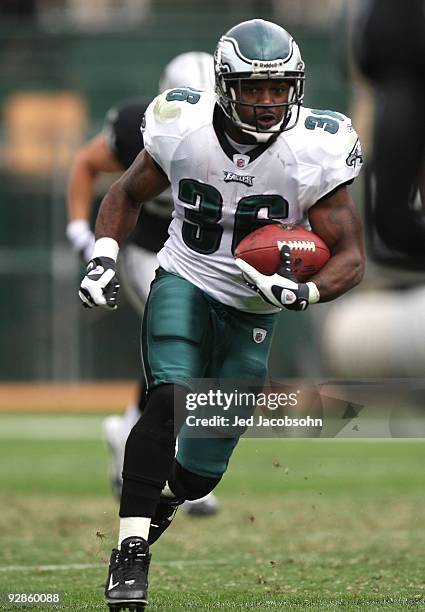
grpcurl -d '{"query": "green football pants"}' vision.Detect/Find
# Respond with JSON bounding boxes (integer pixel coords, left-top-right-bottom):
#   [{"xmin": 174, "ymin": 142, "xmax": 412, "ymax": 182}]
[{"xmin": 141, "ymin": 268, "xmax": 277, "ymax": 478}]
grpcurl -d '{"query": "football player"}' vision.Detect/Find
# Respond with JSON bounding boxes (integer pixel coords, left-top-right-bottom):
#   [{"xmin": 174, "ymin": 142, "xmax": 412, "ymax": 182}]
[
  {"xmin": 354, "ymin": 0, "xmax": 425, "ymax": 257},
  {"xmin": 322, "ymin": 0, "xmax": 425, "ymax": 383},
  {"xmin": 67, "ymin": 52, "xmax": 219, "ymax": 517},
  {"xmin": 78, "ymin": 19, "xmax": 365, "ymax": 610}
]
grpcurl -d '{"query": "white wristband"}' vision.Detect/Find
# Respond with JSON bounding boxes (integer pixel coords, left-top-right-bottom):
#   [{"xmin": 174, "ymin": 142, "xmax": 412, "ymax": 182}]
[
  {"xmin": 306, "ymin": 281, "xmax": 320, "ymax": 304},
  {"xmin": 92, "ymin": 237, "xmax": 120, "ymax": 262}
]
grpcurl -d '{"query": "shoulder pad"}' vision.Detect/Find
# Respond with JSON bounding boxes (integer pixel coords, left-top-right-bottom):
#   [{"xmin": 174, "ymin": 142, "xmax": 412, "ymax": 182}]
[
  {"xmin": 289, "ymin": 107, "xmax": 363, "ymax": 201},
  {"xmin": 144, "ymin": 89, "xmax": 214, "ymax": 135},
  {"xmin": 142, "ymin": 89, "xmax": 215, "ymax": 177}
]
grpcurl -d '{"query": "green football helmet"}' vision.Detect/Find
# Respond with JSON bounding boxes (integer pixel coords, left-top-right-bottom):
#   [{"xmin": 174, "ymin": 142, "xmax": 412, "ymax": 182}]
[{"xmin": 215, "ymin": 19, "xmax": 305, "ymax": 142}]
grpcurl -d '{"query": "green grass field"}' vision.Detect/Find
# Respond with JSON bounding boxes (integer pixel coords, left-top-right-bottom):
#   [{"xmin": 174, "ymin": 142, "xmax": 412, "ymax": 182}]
[{"xmin": 0, "ymin": 415, "xmax": 424, "ymax": 611}]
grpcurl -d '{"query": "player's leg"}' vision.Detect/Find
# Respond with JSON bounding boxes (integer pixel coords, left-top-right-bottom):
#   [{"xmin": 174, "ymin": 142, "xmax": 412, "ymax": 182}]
[
  {"xmin": 104, "ymin": 246, "xmax": 219, "ymax": 513},
  {"xmin": 119, "ymin": 244, "xmax": 158, "ymax": 311},
  {"xmin": 140, "ymin": 270, "xmax": 222, "ymax": 542},
  {"xmin": 105, "ymin": 270, "xmax": 213, "ymax": 608},
  {"xmin": 171, "ymin": 303, "xmax": 276, "ymax": 518},
  {"xmin": 124, "ymin": 267, "xmax": 213, "ymax": 506},
  {"xmin": 133, "ymin": 258, "xmax": 219, "ymax": 516}
]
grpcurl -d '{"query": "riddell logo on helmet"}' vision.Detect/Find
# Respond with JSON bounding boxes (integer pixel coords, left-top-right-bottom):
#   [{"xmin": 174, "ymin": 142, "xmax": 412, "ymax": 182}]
[{"xmin": 252, "ymin": 60, "xmax": 285, "ymax": 71}]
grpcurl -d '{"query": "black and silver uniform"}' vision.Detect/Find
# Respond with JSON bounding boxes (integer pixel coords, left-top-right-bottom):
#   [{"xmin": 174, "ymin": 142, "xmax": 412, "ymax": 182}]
[{"xmin": 104, "ymin": 97, "xmax": 172, "ymax": 253}]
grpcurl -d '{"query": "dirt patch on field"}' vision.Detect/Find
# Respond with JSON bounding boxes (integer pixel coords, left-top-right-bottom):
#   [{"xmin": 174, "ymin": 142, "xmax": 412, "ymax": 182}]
[{"xmin": 0, "ymin": 381, "xmax": 137, "ymax": 412}]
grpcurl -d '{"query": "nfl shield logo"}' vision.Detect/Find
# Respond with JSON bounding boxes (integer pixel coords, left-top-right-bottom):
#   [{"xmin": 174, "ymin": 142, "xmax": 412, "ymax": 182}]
[
  {"xmin": 253, "ymin": 328, "xmax": 267, "ymax": 344},
  {"xmin": 233, "ymin": 154, "xmax": 250, "ymax": 169}
]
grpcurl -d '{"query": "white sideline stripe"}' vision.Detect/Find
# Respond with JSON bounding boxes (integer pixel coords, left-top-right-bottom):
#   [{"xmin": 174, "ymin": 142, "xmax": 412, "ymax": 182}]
[
  {"xmin": 0, "ymin": 416, "xmax": 105, "ymax": 440},
  {"xmin": 0, "ymin": 559, "xmax": 221, "ymax": 573},
  {"xmin": 0, "ymin": 563, "xmax": 103, "ymax": 572}
]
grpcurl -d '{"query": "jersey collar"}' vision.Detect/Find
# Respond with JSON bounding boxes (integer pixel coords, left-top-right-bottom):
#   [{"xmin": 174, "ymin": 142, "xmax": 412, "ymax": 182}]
[{"xmin": 212, "ymin": 104, "xmax": 280, "ymax": 164}]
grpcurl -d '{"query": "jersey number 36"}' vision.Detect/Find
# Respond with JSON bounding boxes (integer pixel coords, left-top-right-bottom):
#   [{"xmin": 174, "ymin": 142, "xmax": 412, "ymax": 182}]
[{"xmin": 179, "ymin": 178, "xmax": 289, "ymax": 255}]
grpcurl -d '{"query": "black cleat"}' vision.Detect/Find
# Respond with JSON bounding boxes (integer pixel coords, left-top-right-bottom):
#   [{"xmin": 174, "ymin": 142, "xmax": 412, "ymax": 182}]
[
  {"xmin": 148, "ymin": 496, "xmax": 181, "ymax": 545},
  {"xmin": 105, "ymin": 537, "xmax": 151, "ymax": 611}
]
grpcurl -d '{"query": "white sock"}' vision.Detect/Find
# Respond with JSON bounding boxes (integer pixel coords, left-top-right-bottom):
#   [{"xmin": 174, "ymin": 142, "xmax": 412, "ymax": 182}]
[{"xmin": 118, "ymin": 517, "xmax": 151, "ymax": 547}]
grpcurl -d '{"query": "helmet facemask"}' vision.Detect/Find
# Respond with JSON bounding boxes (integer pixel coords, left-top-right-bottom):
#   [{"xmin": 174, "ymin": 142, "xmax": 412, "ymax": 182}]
[{"xmin": 217, "ymin": 72, "xmax": 305, "ymax": 143}]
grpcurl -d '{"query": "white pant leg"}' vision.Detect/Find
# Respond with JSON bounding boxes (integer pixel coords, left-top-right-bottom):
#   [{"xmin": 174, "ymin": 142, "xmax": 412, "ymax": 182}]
[{"xmin": 118, "ymin": 245, "xmax": 159, "ymax": 316}]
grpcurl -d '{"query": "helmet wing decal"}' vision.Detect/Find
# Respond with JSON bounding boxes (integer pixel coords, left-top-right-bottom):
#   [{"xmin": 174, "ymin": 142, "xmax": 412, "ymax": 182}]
[{"xmin": 220, "ymin": 34, "xmax": 294, "ymax": 67}]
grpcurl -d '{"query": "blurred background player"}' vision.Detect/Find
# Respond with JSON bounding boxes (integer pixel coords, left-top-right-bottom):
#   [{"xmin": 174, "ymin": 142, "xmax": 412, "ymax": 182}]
[
  {"xmin": 322, "ymin": 1, "xmax": 425, "ymax": 427},
  {"xmin": 353, "ymin": 0, "xmax": 425, "ymax": 257},
  {"xmin": 66, "ymin": 51, "xmax": 219, "ymax": 516}
]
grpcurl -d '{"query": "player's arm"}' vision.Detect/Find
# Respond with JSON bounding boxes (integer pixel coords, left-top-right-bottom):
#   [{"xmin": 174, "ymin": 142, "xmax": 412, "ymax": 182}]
[
  {"xmin": 236, "ymin": 187, "xmax": 365, "ymax": 311},
  {"xmin": 307, "ymin": 185, "xmax": 365, "ymax": 302},
  {"xmin": 66, "ymin": 133, "xmax": 124, "ymax": 261},
  {"xmin": 95, "ymin": 149, "xmax": 169, "ymax": 243},
  {"xmin": 78, "ymin": 150, "xmax": 169, "ymax": 310}
]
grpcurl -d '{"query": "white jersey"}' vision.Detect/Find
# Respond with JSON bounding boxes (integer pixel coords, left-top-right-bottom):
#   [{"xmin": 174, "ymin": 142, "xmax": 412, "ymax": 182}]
[{"xmin": 143, "ymin": 90, "xmax": 362, "ymax": 314}]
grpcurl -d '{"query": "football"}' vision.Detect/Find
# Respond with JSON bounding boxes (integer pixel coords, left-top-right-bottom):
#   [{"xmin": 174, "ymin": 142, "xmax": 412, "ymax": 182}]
[{"xmin": 234, "ymin": 224, "xmax": 331, "ymax": 281}]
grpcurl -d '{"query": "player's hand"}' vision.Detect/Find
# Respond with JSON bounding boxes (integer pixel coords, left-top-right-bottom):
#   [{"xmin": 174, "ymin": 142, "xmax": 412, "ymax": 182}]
[
  {"xmin": 66, "ymin": 219, "xmax": 96, "ymax": 263},
  {"xmin": 78, "ymin": 257, "xmax": 120, "ymax": 310},
  {"xmin": 235, "ymin": 245, "xmax": 319, "ymax": 311}
]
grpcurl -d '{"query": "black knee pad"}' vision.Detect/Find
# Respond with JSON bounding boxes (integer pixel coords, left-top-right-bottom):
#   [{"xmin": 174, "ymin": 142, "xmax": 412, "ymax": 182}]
[
  {"xmin": 131, "ymin": 384, "xmax": 177, "ymax": 445},
  {"xmin": 168, "ymin": 461, "xmax": 221, "ymax": 501}
]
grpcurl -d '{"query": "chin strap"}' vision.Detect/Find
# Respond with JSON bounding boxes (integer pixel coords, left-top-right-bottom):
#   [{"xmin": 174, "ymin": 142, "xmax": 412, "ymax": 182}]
[
  {"xmin": 240, "ymin": 128, "xmax": 276, "ymax": 144},
  {"xmin": 236, "ymin": 107, "xmax": 295, "ymax": 143}
]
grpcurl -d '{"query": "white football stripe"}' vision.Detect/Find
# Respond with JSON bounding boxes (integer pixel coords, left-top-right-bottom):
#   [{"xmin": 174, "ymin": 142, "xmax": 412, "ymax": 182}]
[{"xmin": 277, "ymin": 239, "xmax": 316, "ymax": 251}]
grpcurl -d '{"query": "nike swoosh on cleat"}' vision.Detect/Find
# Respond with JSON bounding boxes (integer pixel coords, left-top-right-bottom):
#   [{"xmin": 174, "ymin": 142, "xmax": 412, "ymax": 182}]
[{"xmin": 108, "ymin": 574, "xmax": 120, "ymax": 590}]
